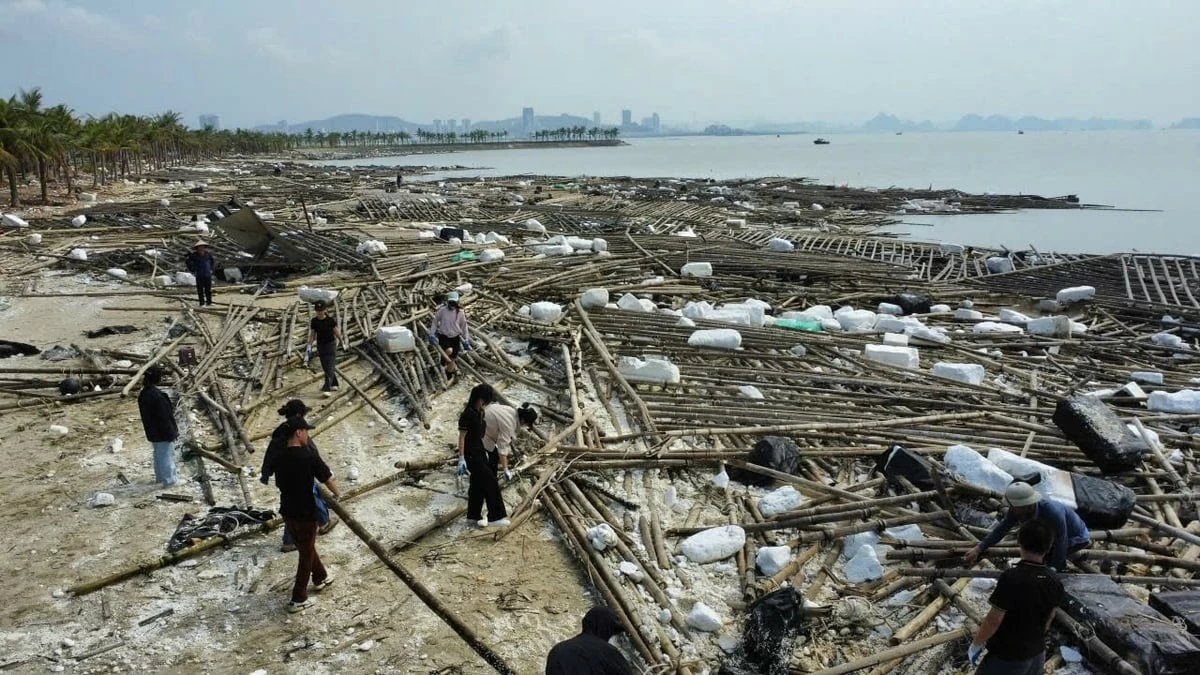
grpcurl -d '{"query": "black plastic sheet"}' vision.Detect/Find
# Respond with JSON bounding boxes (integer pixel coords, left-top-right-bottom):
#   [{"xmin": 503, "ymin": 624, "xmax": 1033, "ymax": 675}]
[
  {"xmin": 1053, "ymin": 396, "xmax": 1148, "ymax": 474},
  {"xmin": 729, "ymin": 436, "xmax": 802, "ymax": 487},
  {"xmin": 1150, "ymin": 591, "xmax": 1200, "ymax": 636},
  {"xmin": 1072, "ymin": 473, "xmax": 1136, "ymax": 529}
]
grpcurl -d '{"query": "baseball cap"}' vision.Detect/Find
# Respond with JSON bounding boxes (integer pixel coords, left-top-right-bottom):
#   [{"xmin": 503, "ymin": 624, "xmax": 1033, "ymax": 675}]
[
  {"xmin": 1005, "ymin": 481, "xmax": 1039, "ymax": 507},
  {"xmin": 446, "ymin": 291, "xmax": 461, "ymax": 303}
]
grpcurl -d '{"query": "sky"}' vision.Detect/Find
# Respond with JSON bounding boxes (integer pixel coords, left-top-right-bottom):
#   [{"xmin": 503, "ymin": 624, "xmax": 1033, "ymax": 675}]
[{"xmin": 2, "ymin": 0, "xmax": 1197, "ymax": 129}]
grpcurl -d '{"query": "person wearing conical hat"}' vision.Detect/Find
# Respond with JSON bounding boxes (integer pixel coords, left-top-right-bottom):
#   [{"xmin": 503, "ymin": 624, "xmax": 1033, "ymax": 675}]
[{"xmin": 185, "ymin": 240, "xmax": 216, "ymax": 306}]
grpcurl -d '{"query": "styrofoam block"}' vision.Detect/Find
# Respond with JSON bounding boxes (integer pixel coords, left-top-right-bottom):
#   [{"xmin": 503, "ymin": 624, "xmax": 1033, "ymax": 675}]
[
  {"xmin": 536, "ymin": 243, "xmax": 573, "ymax": 256},
  {"xmin": 725, "ymin": 218, "xmax": 747, "ymax": 228},
  {"xmin": 836, "ymin": 309, "xmax": 878, "ymax": 333},
  {"xmin": 954, "ymin": 308, "xmax": 984, "ymax": 320},
  {"xmin": 885, "ymin": 524, "xmax": 924, "ymax": 542},
  {"xmin": 1056, "ymin": 286, "xmax": 1096, "ymax": 304},
  {"xmin": 985, "ymin": 256, "xmax": 1014, "ymax": 274},
  {"xmin": 618, "ymin": 356, "xmax": 680, "ymax": 384},
  {"xmin": 932, "ymin": 362, "xmax": 986, "ymax": 386},
  {"xmin": 878, "ymin": 302, "xmax": 903, "ymax": 316},
  {"xmin": 929, "ymin": 304, "xmax": 951, "ymax": 314},
  {"xmin": 844, "ymin": 545, "xmax": 884, "ymax": 583},
  {"xmin": 1148, "ymin": 390, "xmax": 1200, "ymax": 413},
  {"xmin": 530, "ymin": 301, "xmax": 563, "ymax": 323},
  {"xmin": 71, "ymin": 214, "xmax": 87, "ymax": 227},
  {"xmin": 781, "ymin": 305, "xmax": 832, "ymax": 321},
  {"xmin": 1127, "ymin": 423, "xmax": 1159, "ymax": 446},
  {"xmin": 843, "ymin": 531, "xmax": 880, "ymax": 560},
  {"xmin": 681, "ymin": 262, "xmax": 713, "ymax": 277},
  {"xmin": 681, "ymin": 526, "xmax": 746, "ymax": 563},
  {"xmin": 767, "ymin": 238, "xmax": 795, "ymax": 252},
  {"xmin": 911, "ymin": 326, "xmax": 951, "ymax": 344},
  {"xmin": 864, "ymin": 344, "xmax": 920, "ymax": 369},
  {"xmin": 67, "ymin": 248, "xmax": 88, "ymax": 261},
  {"xmin": 987, "ymin": 448, "xmax": 1076, "ymax": 508},
  {"xmin": 973, "ymin": 321, "xmax": 1024, "ymax": 334},
  {"xmin": 756, "ymin": 546, "xmax": 792, "ymax": 577},
  {"xmin": 616, "ymin": 293, "xmax": 651, "ymax": 312},
  {"xmin": 478, "ymin": 248, "xmax": 505, "ymax": 263},
  {"xmin": 1131, "ymin": 371, "xmax": 1164, "ymax": 385},
  {"xmin": 591, "ymin": 238, "xmax": 608, "ymax": 253},
  {"xmin": 174, "ymin": 271, "xmax": 196, "ymax": 286},
  {"xmin": 676, "ymin": 316, "xmax": 695, "ymax": 328},
  {"xmin": 152, "ymin": 274, "xmax": 173, "ymax": 286},
  {"xmin": 688, "ymin": 329, "xmax": 742, "ymax": 350},
  {"xmin": 683, "ymin": 301, "xmax": 714, "ymax": 319},
  {"xmin": 998, "ymin": 308, "xmax": 1032, "ymax": 324},
  {"xmin": 946, "ymin": 444, "xmax": 1013, "ymax": 493},
  {"xmin": 585, "ymin": 524, "xmax": 617, "ymax": 551},
  {"xmin": 758, "ymin": 485, "xmax": 802, "ymax": 517},
  {"xmin": 1027, "ymin": 316, "xmax": 1072, "ymax": 337},
  {"xmin": 687, "ymin": 602, "xmax": 724, "ymax": 632},
  {"xmin": 1151, "ymin": 332, "xmax": 1185, "ymax": 349},
  {"xmin": 738, "ymin": 385, "xmax": 764, "ymax": 400},
  {"xmin": 580, "ymin": 288, "xmax": 609, "ymax": 309},
  {"xmin": 820, "ymin": 318, "xmax": 843, "ymax": 332},
  {"xmin": 637, "ymin": 298, "xmax": 657, "ymax": 312},
  {"xmin": 298, "ymin": 287, "xmax": 338, "ymax": 304},
  {"xmin": 565, "ymin": 236, "xmax": 594, "ymax": 251},
  {"xmin": 24, "ymin": 232, "xmax": 42, "ymax": 245},
  {"xmin": 874, "ymin": 315, "xmax": 917, "ymax": 334},
  {"xmin": 882, "ymin": 333, "xmax": 909, "ymax": 346},
  {"xmin": 376, "ymin": 326, "xmax": 415, "ymax": 353},
  {"xmin": 105, "ymin": 268, "xmax": 128, "ymax": 280},
  {"xmin": 2, "ymin": 213, "xmax": 30, "ymax": 228}
]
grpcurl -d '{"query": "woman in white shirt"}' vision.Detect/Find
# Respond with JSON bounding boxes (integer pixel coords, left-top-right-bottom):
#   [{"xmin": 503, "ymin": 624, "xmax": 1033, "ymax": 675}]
[{"xmin": 483, "ymin": 402, "xmax": 538, "ymax": 479}]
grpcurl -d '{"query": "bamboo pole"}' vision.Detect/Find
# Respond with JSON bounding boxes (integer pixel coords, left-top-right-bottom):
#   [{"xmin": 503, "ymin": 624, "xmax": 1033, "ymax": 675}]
[
  {"xmin": 120, "ymin": 334, "xmax": 187, "ymax": 397},
  {"xmin": 800, "ymin": 627, "xmax": 971, "ymax": 675}
]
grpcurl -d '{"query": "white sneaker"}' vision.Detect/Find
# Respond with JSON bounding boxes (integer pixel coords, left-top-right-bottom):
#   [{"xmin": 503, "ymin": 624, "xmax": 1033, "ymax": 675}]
[
  {"xmin": 322, "ymin": 391, "xmax": 332, "ymax": 398},
  {"xmin": 486, "ymin": 518, "xmax": 511, "ymax": 528},
  {"xmin": 287, "ymin": 598, "xmax": 317, "ymax": 613}
]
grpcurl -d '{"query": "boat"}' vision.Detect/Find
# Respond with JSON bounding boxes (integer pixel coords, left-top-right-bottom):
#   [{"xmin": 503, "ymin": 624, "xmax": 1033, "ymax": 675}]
[
  {"xmin": 1018, "ymin": 130, "xmax": 1025, "ymax": 135},
  {"xmin": 813, "ymin": 138, "xmax": 830, "ymax": 145}
]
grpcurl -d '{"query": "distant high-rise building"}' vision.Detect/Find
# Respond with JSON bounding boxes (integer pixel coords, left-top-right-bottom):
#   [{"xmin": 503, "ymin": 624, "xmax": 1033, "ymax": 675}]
[
  {"xmin": 448, "ymin": 119, "xmax": 457, "ymax": 133},
  {"xmin": 651, "ymin": 113, "xmax": 660, "ymax": 133},
  {"xmin": 522, "ymin": 107, "xmax": 535, "ymax": 136},
  {"xmin": 434, "ymin": 119, "xmax": 443, "ymax": 133},
  {"xmin": 462, "ymin": 118, "xmax": 470, "ymax": 132},
  {"xmin": 593, "ymin": 111, "xmax": 601, "ymax": 126},
  {"xmin": 276, "ymin": 120, "xmax": 288, "ymax": 132},
  {"xmin": 621, "ymin": 109, "xmax": 632, "ymax": 126},
  {"xmin": 198, "ymin": 114, "xmax": 220, "ymax": 131}
]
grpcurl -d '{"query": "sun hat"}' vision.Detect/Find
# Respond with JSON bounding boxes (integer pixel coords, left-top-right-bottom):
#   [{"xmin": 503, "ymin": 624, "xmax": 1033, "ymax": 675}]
[
  {"xmin": 194, "ymin": 240, "xmax": 209, "ymax": 248},
  {"xmin": 1005, "ymin": 481, "xmax": 1040, "ymax": 507},
  {"xmin": 446, "ymin": 291, "xmax": 461, "ymax": 303}
]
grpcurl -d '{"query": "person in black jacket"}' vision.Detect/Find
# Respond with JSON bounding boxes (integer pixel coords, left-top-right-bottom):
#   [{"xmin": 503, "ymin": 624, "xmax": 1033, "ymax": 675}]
[
  {"xmin": 308, "ymin": 301, "xmax": 341, "ymax": 395},
  {"xmin": 185, "ymin": 240, "xmax": 216, "ymax": 306},
  {"xmin": 137, "ymin": 366, "xmax": 178, "ymax": 486},
  {"xmin": 546, "ymin": 606, "xmax": 633, "ymax": 675},
  {"xmin": 458, "ymin": 383, "xmax": 508, "ymax": 527},
  {"xmin": 261, "ymin": 399, "xmax": 337, "ymax": 552}
]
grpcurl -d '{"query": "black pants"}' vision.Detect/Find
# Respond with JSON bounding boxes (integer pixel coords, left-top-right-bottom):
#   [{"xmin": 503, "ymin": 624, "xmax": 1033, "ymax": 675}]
[
  {"xmin": 317, "ymin": 341, "xmax": 339, "ymax": 390},
  {"xmin": 976, "ymin": 650, "xmax": 1044, "ymax": 675},
  {"xmin": 466, "ymin": 450, "xmax": 506, "ymax": 522},
  {"xmin": 196, "ymin": 276, "xmax": 213, "ymax": 305}
]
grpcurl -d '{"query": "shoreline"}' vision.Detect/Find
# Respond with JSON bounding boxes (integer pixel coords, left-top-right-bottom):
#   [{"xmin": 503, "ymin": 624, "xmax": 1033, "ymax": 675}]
[{"xmin": 289, "ymin": 138, "xmax": 624, "ymax": 161}]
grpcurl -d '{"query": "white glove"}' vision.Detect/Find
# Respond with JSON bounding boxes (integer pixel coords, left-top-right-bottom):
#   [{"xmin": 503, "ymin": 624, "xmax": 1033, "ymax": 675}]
[
  {"xmin": 504, "ymin": 469, "xmax": 514, "ymax": 481},
  {"xmin": 967, "ymin": 643, "xmax": 983, "ymax": 666}
]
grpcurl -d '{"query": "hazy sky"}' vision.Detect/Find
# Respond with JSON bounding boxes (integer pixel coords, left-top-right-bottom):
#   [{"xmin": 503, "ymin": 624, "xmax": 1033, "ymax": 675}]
[{"xmin": 2, "ymin": 0, "xmax": 1197, "ymax": 129}]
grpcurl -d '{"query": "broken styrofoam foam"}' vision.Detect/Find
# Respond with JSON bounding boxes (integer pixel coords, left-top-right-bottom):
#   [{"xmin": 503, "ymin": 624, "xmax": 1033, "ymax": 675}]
[
  {"xmin": 767, "ymin": 238, "xmax": 795, "ymax": 252},
  {"xmin": 618, "ymin": 561, "xmax": 643, "ymax": 583},
  {"xmin": 71, "ymin": 214, "xmax": 87, "ymax": 227},
  {"xmin": 758, "ymin": 485, "xmax": 802, "ymax": 517},
  {"xmin": 973, "ymin": 321, "xmax": 1024, "ymax": 334},
  {"xmin": 89, "ymin": 492, "xmax": 116, "ymax": 508},
  {"xmin": 945, "ymin": 444, "xmax": 1013, "ymax": 493},
  {"xmin": 534, "ymin": 243, "xmax": 573, "ymax": 256},
  {"xmin": 712, "ymin": 467, "xmax": 730, "ymax": 488},
  {"xmin": 174, "ymin": 271, "xmax": 197, "ymax": 286},
  {"xmin": 523, "ymin": 218, "xmax": 546, "ymax": 233},
  {"xmin": 988, "ymin": 448, "xmax": 1077, "ymax": 508},
  {"xmin": 835, "ymin": 308, "xmax": 877, "ymax": 333},
  {"xmin": 152, "ymin": 274, "xmax": 173, "ymax": 286},
  {"xmin": 680, "ymin": 525, "xmax": 746, "ymax": 563},
  {"xmin": 529, "ymin": 301, "xmax": 564, "ymax": 323},
  {"xmin": 591, "ymin": 238, "xmax": 608, "ymax": 253},
  {"xmin": 929, "ymin": 304, "xmax": 952, "ymax": 314},
  {"xmin": 864, "ymin": 344, "xmax": 920, "ymax": 369},
  {"xmin": 781, "ymin": 305, "xmax": 832, "ymax": 322},
  {"xmin": 756, "ymin": 546, "xmax": 792, "ymax": 577},
  {"xmin": 67, "ymin": 248, "xmax": 88, "ymax": 261},
  {"xmin": 2, "ymin": 213, "xmax": 30, "ymax": 228},
  {"xmin": 580, "ymin": 288, "xmax": 609, "ymax": 309},
  {"xmin": 1056, "ymin": 286, "xmax": 1096, "ymax": 304},
  {"xmin": 954, "ymin": 308, "xmax": 984, "ymax": 320},
  {"xmin": 375, "ymin": 326, "xmax": 415, "ymax": 353},
  {"xmin": 885, "ymin": 524, "xmax": 924, "ymax": 542},
  {"xmin": 874, "ymin": 315, "xmax": 920, "ymax": 334},
  {"xmin": 617, "ymin": 293, "xmax": 653, "ymax": 313},
  {"xmin": 585, "ymin": 524, "xmax": 617, "ymax": 551},
  {"xmin": 105, "ymin": 268, "xmax": 128, "ymax": 280},
  {"xmin": 1131, "ymin": 371, "xmax": 1164, "ymax": 385},
  {"xmin": 298, "ymin": 286, "xmax": 339, "ymax": 304},
  {"xmin": 911, "ymin": 326, "xmax": 951, "ymax": 344},
  {"xmin": 843, "ymin": 531, "xmax": 880, "ymax": 560},
  {"xmin": 159, "ymin": 198, "xmax": 171, "ymax": 207},
  {"xmin": 878, "ymin": 302, "xmax": 903, "ymax": 316},
  {"xmin": 998, "ymin": 308, "xmax": 1032, "ymax": 324},
  {"xmin": 1151, "ymin": 332, "xmax": 1185, "ymax": 349},
  {"xmin": 738, "ymin": 385, "xmax": 764, "ymax": 400},
  {"xmin": 882, "ymin": 333, "xmax": 910, "ymax": 346},
  {"xmin": 1148, "ymin": 390, "xmax": 1200, "ymax": 413},
  {"xmin": 478, "ymin": 248, "xmax": 505, "ymax": 263},
  {"xmin": 681, "ymin": 262, "xmax": 713, "ymax": 277},
  {"xmin": 687, "ymin": 602, "xmax": 724, "ymax": 632},
  {"xmin": 843, "ymin": 545, "xmax": 884, "ymax": 583},
  {"xmin": 688, "ymin": 329, "xmax": 742, "ymax": 350},
  {"xmin": 985, "ymin": 256, "xmax": 1014, "ymax": 274},
  {"xmin": 676, "ymin": 316, "xmax": 696, "ymax": 328},
  {"xmin": 726, "ymin": 218, "xmax": 747, "ymax": 228},
  {"xmin": 24, "ymin": 232, "xmax": 42, "ymax": 245},
  {"xmin": 49, "ymin": 424, "xmax": 69, "ymax": 436},
  {"xmin": 932, "ymin": 362, "xmax": 986, "ymax": 386},
  {"xmin": 617, "ymin": 356, "xmax": 680, "ymax": 385},
  {"xmin": 355, "ymin": 239, "xmax": 388, "ymax": 255},
  {"xmin": 1027, "ymin": 316, "xmax": 1072, "ymax": 338}
]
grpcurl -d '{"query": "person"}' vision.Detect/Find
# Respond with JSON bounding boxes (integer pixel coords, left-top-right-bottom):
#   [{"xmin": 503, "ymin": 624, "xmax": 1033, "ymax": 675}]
[
  {"xmin": 483, "ymin": 401, "xmax": 538, "ymax": 480},
  {"xmin": 964, "ymin": 482, "xmax": 1089, "ymax": 572},
  {"xmin": 429, "ymin": 291, "xmax": 472, "ymax": 377},
  {"xmin": 458, "ymin": 383, "xmax": 508, "ymax": 527},
  {"xmin": 137, "ymin": 366, "xmax": 178, "ymax": 486},
  {"xmin": 185, "ymin": 240, "xmax": 216, "ymax": 306},
  {"xmin": 308, "ymin": 301, "xmax": 341, "ymax": 396},
  {"xmin": 261, "ymin": 399, "xmax": 338, "ymax": 552},
  {"xmin": 968, "ymin": 520, "xmax": 1064, "ymax": 674},
  {"xmin": 545, "ymin": 606, "xmax": 633, "ymax": 675},
  {"xmin": 262, "ymin": 415, "xmax": 339, "ymax": 613}
]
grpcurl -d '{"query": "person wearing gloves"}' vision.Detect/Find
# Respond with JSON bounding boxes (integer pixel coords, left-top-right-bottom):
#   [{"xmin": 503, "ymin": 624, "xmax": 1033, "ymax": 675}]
[
  {"xmin": 308, "ymin": 301, "xmax": 341, "ymax": 396},
  {"xmin": 484, "ymin": 401, "xmax": 538, "ymax": 480},
  {"xmin": 458, "ymin": 383, "xmax": 508, "ymax": 528},
  {"xmin": 968, "ymin": 520, "xmax": 1064, "ymax": 674},
  {"xmin": 261, "ymin": 399, "xmax": 338, "ymax": 552},
  {"xmin": 545, "ymin": 606, "xmax": 633, "ymax": 675},
  {"xmin": 964, "ymin": 482, "xmax": 1089, "ymax": 572},
  {"xmin": 429, "ymin": 291, "xmax": 471, "ymax": 377}
]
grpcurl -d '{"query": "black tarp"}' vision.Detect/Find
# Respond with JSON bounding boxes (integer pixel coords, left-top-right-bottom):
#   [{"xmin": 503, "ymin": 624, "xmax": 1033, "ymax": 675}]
[
  {"xmin": 891, "ymin": 291, "xmax": 932, "ymax": 315},
  {"xmin": 717, "ymin": 587, "xmax": 811, "ymax": 675},
  {"xmin": 1072, "ymin": 473, "xmax": 1136, "ymax": 529},
  {"xmin": 0, "ymin": 339, "xmax": 39, "ymax": 359},
  {"xmin": 875, "ymin": 444, "xmax": 936, "ymax": 491},
  {"xmin": 1151, "ymin": 591, "xmax": 1200, "ymax": 636},
  {"xmin": 727, "ymin": 437, "xmax": 802, "ymax": 487},
  {"xmin": 1053, "ymin": 396, "xmax": 1149, "ymax": 474}
]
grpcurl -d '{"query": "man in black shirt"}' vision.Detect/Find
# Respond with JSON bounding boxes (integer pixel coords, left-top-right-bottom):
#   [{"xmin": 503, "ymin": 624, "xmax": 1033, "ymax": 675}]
[
  {"xmin": 969, "ymin": 520, "xmax": 1064, "ymax": 674},
  {"xmin": 546, "ymin": 606, "xmax": 633, "ymax": 675},
  {"xmin": 263, "ymin": 416, "xmax": 340, "ymax": 613},
  {"xmin": 308, "ymin": 301, "xmax": 341, "ymax": 395},
  {"xmin": 137, "ymin": 366, "xmax": 178, "ymax": 486}
]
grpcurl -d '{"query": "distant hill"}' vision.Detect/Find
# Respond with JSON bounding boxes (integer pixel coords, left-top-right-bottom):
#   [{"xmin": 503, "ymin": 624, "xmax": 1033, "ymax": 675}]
[
  {"xmin": 862, "ymin": 113, "xmax": 936, "ymax": 133},
  {"xmin": 1171, "ymin": 118, "xmax": 1200, "ymax": 129},
  {"xmin": 952, "ymin": 114, "xmax": 1151, "ymax": 132},
  {"xmin": 256, "ymin": 112, "xmax": 598, "ymax": 136}
]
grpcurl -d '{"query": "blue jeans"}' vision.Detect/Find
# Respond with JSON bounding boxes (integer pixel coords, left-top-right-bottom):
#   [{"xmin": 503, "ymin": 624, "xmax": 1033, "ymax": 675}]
[
  {"xmin": 152, "ymin": 441, "xmax": 177, "ymax": 485},
  {"xmin": 283, "ymin": 484, "xmax": 329, "ymax": 545}
]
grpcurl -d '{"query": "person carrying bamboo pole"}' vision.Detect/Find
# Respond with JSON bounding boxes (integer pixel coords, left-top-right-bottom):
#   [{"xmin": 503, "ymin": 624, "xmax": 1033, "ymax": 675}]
[
  {"xmin": 429, "ymin": 291, "xmax": 472, "ymax": 378},
  {"xmin": 968, "ymin": 520, "xmax": 1064, "ymax": 674},
  {"xmin": 307, "ymin": 301, "xmax": 341, "ymax": 396},
  {"xmin": 545, "ymin": 606, "xmax": 633, "ymax": 675},
  {"xmin": 265, "ymin": 415, "xmax": 340, "ymax": 613},
  {"xmin": 483, "ymin": 401, "xmax": 538, "ymax": 480},
  {"xmin": 459, "ymin": 383, "xmax": 508, "ymax": 527},
  {"xmin": 261, "ymin": 399, "xmax": 338, "ymax": 552},
  {"xmin": 964, "ymin": 482, "xmax": 1089, "ymax": 572}
]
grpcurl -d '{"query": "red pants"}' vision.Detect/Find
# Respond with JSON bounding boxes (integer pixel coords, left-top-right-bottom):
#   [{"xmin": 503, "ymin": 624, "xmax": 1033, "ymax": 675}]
[{"xmin": 283, "ymin": 518, "xmax": 327, "ymax": 603}]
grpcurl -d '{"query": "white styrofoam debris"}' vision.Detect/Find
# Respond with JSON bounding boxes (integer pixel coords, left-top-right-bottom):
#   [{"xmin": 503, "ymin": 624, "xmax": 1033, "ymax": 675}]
[
  {"xmin": 945, "ymin": 444, "xmax": 1013, "ymax": 493},
  {"xmin": 929, "ymin": 304, "xmax": 951, "ymax": 314},
  {"xmin": 932, "ymin": 362, "xmax": 986, "ymax": 386},
  {"xmin": 1116, "ymin": 381, "xmax": 1146, "ymax": 399},
  {"xmin": 535, "ymin": 243, "xmax": 573, "ymax": 256},
  {"xmin": 618, "ymin": 561, "xmax": 644, "ymax": 583},
  {"xmin": 1128, "ymin": 423, "xmax": 1158, "ymax": 446},
  {"xmin": 998, "ymin": 308, "xmax": 1032, "ymax": 324},
  {"xmin": 174, "ymin": 271, "xmax": 197, "ymax": 286},
  {"xmin": 1056, "ymin": 286, "xmax": 1096, "ymax": 304},
  {"xmin": 985, "ymin": 256, "xmax": 1014, "ymax": 274},
  {"xmin": 843, "ymin": 545, "xmax": 884, "ymax": 583},
  {"xmin": 681, "ymin": 262, "xmax": 713, "ymax": 278},
  {"xmin": 885, "ymin": 524, "xmax": 924, "ymax": 542},
  {"xmin": 882, "ymin": 333, "xmax": 910, "ymax": 346},
  {"xmin": 524, "ymin": 218, "xmax": 546, "ymax": 233},
  {"xmin": 676, "ymin": 316, "xmax": 696, "ymax": 328},
  {"xmin": 988, "ymin": 448, "xmax": 1077, "ymax": 508},
  {"xmin": 355, "ymin": 239, "xmax": 388, "ymax": 255},
  {"xmin": 688, "ymin": 329, "xmax": 742, "ymax": 350},
  {"xmin": 738, "ymin": 385, "xmax": 764, "ymax": 400},
  {"xmin": 878, "ymin": 302, "xmax": 903, "ymax": 316},
  {"xmin": 49, "ymin": 424, "xmax": 69, "ymax": 436},
  {"xmin": 585, "ymin": 524, "xmax": 617, "ymax": 551},
  {"xmin": 152, "ymin": 274, "xmax": 173, "ymax": 286},
  {"xmin": 781, "ymin": 305, "xmax": 832, "ymax": 321},
  {"xmin": 298, "ymin": 286, "xmax": 339, "ymax": 304},
  {"xmin": 529, "ymin": 302, "xmax": 564, "ymax": 323},
  {"xmin": 820, "ymin": 318, "xmax": 843, "ymax": 332},
  {"xmin": 725, "ymin": 218, "xmax": 746, "ymax": 228},
  {"xmin": 2, "ymin": 213, "xmax": 30, "ymax": 228},
  {"xmin": 89, "ymin": 492, "xmax": 115, "ymax": 508},
  {"xmin": 159, "ymin": 198, "xmax": 170, "ymax": 207},
  {"xmin": 758, "ymin": 485, "xmax": 802, "ymax": 517},
  {"xmin": 680, "ymin": 525, "xmax": 746, "ymax": 563},
  {"xmin": 835, "ymin": 308, "xmax": 878, "ymax": 333},
  {"xmin": 24, "ymin": 232, "xmax": 42, "ymax": 245},
  {"xmin": 874, "ymin": 315, "xmax": 918, "ymax": 334},
  {"xmin": 67, "ymin": 248, "xmax": 88, "ymax": 261},
  {"xmin": 687, "ymin": 602, "xmax": 724, "ymax": 632},
  {"xmin": 864, "ymin": 344, "xmax": 920, "ymax": 369},
  {"xmin": 911, "ymin": 326, "xmax": 951, "ymax": 344},
  {"xmin": 617, "ymin": 356, "xmax": 680, "ymax": 385},
  {"xmin": 1148, "ymin": 390, "xmax": 1200, "ymax": 413},
  {"xmin": 376, "ymin": 326, "xmax": 415, "ymax": 353},
  {"xmin": 565, "ymin": 236, "xmax": 594, "ymax": 251},
  {"xmin": 1027, "ymin": 315, "xmax": 1072, "ymax": 337},
  {"xmin": 591, "ymin": 238, "xmax": 608, "ymax": 253},
  {"xmin": 712, "ymin": 467, "xmax": 730, "ymax": 488},
  {"xmin": 105, "ymin": 268, "xmax": 128, "ymax": 280},
  {"xmin": 843, "ymin": 531, "xmax": 880, "ymax": 560},
  {"xmin": 617, "ymin": 293, "xmax": 652, "ymax": 313},
  {"xmin": 954, "ymin": 308, "xmax": 984, "ymax": 320},
  {"xmin": 71, "ymin": 214, "xmax": 87, "ymax": 227},
  {"xmin": 1131, "ymin": 371, "xmax": 1164, "ymax": 385},
  {"xmin": 973, "ymin": 321, "xmax": 1024, "ymax": 334},
  {"xmin": 767, "ymin": 238, "xmax": 795, "ymax": 252},
  {"xmin": 1151, "ymin": 332, "xmax": 1185, "ymax": 349},
  {"xmin": 756, "ymin": 546, "xmax": 792, "ymax": 577},
  {"xmin": 580, "ymin": 288, "xmax": 609, "ymax": 309},
  {"xmin": 1060, "ymin": 646, "xmax": 1083, "ymax": 663},
  {"xmin": 478, "ymin": 248, "xmax": 505, "ymax": 263}
]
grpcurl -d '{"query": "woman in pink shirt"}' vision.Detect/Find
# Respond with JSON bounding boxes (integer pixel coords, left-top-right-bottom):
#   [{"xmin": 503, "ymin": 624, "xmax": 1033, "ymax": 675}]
[{"xmin": 429, "ymin": 291, "xmax": 472, "ymax": 377}]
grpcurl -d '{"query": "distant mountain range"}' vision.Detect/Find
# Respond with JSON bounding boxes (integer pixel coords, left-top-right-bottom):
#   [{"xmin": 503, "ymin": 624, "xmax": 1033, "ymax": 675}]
[
  {"xmin": 254, "ymin": 113, "xmax": 596, "ymax": 136},
  {"xmin": 857, "ymin": 113, "xmax": 1153, "ymax": 133}
]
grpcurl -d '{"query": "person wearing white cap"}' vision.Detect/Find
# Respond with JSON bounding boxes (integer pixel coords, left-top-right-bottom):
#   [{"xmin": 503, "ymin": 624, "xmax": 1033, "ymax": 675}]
[
  {"xmin": 186, "ymin": 240, "xmax": 216, "ymax": 306},
  {"xmin": 964, "ymin": 481, "xmax": 1089, "ymax": 572},
  {"xmin": 428, "ymin": 291, "xmax": 472, "ymax": 377}
]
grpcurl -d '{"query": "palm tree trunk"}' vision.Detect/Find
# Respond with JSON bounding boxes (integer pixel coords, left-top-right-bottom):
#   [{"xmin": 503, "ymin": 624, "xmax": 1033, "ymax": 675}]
[
  {"xmin": 37, "ymin": 157, "xmax": 48, "ymax": 203},
  {"xmin": 6, "ymin": 167, "xmax": 19, "ymax": 207}
]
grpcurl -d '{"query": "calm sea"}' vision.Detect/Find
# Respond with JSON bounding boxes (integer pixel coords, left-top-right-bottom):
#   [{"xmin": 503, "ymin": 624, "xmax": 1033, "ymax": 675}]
[{"xmin": 324, "ymin": 131, "xmax": 1200, "ymax": 255}]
